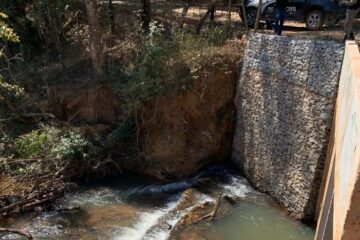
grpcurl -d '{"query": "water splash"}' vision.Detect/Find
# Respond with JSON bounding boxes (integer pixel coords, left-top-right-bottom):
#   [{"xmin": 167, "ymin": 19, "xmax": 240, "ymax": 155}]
[
  {"xmin": 221, "ymin": 174, "xmax": 255, "ymax": 198},
  {"xmin": 61, "ymin": 187, "xmax": 123, "ymax": 207},
  {"xmin": 115, "ymin": 195, "xmax": 181, "ymax": 240}
]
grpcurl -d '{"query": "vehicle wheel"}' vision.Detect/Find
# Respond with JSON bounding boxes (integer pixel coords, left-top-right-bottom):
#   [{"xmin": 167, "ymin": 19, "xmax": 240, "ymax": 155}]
[{"xmin": 305, "ymin": 10, "xmax": 324, "ymax": 31}]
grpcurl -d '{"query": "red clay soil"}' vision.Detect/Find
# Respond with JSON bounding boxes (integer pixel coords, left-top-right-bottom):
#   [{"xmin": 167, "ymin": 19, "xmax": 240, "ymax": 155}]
[
  {"xmin": 48, "ymin": 85, "xmax": 122, "ymax": 124},
  {"xmin": 138, "ymin": 66, "xmax": 239, "ymax": 180}
]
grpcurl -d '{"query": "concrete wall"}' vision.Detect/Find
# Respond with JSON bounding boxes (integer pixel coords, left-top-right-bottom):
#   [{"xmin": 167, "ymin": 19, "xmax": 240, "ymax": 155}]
[
  {"xmin": 332, "ymin": 41, "xmax": 360, "ymax": 240},
  {"xmin": 232, "ymin": 33, "xmax": 344, "ymax": 220}
]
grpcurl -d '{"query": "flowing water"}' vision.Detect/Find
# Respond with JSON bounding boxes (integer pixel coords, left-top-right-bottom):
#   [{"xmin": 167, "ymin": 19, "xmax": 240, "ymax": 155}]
[{"xmin": 0, "ymin": 165, "xmax": 315, "ymax": 240}]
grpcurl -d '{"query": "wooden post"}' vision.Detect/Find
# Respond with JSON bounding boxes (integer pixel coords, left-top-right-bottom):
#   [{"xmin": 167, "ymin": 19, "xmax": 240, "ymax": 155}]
[
  {"xmin": 254, "ymin": 0, "xmax": 262, "ymax": 31},
  {"xmin": 241, "ymin": 0, "xmax": 249, "ymax": 33}
]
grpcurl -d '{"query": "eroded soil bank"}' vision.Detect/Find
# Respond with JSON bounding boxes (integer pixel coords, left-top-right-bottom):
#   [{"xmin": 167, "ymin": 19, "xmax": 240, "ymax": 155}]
[
  {"xmin": 46, "ymin": 40, "xmax": 245, "ymax": 181},
  {"xmin": 137, "ymin": 65, "xmax": 238, "ymax": 180}
]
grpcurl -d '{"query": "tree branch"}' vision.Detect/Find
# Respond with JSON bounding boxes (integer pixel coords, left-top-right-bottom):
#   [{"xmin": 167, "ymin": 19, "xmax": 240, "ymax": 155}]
[{"xmin": 0, "ymin": 228, "xmax": 33, "ymax": 239}]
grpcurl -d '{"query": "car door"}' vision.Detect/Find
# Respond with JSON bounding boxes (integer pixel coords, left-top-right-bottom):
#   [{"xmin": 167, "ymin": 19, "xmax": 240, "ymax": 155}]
[
  {"xmin": 262, "ymin": 0, "xmax": 277, "ymax": 20},
  {"xmin": 262, "ymin": 0, "xmax": 307, "ymax": 21},
  {"xmin": 286, "ymin": 0, "xmax": 307, "ymax": 21}
]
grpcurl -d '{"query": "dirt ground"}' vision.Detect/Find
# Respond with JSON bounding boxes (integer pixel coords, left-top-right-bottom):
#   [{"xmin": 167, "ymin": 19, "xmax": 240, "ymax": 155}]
[
  {"xmin": 266, "ymin": 20, "xmax": 360, "ymax": 43},
  {"xmin": 111, "ymin": 0, "xmax": 360, "ymax": 43}
]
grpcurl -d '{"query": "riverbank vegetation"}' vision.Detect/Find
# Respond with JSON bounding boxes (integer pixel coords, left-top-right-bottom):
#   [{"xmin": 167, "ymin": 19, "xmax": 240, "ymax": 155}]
[{"xmin": 0, "ymin": 0, "xmax": 246, "ymax": 220}]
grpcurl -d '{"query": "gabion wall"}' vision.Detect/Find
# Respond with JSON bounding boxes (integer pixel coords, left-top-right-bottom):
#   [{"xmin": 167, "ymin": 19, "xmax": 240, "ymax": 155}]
[{"xmin": 232, "ymin": 33, "xmax": 344, "ymax": 220}]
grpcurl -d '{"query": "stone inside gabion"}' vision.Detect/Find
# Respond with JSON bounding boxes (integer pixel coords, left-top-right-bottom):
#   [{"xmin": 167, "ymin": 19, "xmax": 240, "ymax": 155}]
[{"xmin": 232, "ymin": 32, "xmax": 344, "ymax": 220}]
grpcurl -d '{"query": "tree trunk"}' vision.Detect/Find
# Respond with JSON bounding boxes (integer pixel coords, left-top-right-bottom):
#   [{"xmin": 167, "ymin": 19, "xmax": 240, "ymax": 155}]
[
  {"xmin": 196, "ymin": 7, "xmax": 211, "ymax": 34},
  {"xmin": 85, "ymin": 0, "xmax": 104, "ymax": 80},
  {"xmin": 141, "ymin": 0, "xmax": 151, "ymax": 33},
  {"xmin": 240, "ymin": 0, "xmax": 249, "ymax": 32},
  {"xmin": 227, "ymin": 0, "xmax": 232, "ymax": 25},
  {"xmin": 254, "ymin": 0, "xmax": 262, "ymax": 31},
  {"xmin": 210, "ymin": 0, "xmax": 216, "ymax": 22},
  {"xmin": 196, "ymin": 0, "xmax": 216, "ymax": 34},
  {"xmin": 109, "ymin": 0, "xmax": 115, "ymax": 34},
  {"xmin": 178, "ymin": 0, "xmax": 190, "ymax": 29}
]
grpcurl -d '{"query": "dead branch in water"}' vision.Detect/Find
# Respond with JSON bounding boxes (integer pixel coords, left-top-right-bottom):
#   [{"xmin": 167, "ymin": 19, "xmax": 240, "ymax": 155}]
[
  {"xmin": 195, "ymin": 194, "xmax": 222, "ymax": 223},
  {"xmin": 0, "ymin": 227, "xmax": 33, "ymax": 239},
  {"xmin": 55, "ymin": 206, "xmax": 81, "ymax": 212}
]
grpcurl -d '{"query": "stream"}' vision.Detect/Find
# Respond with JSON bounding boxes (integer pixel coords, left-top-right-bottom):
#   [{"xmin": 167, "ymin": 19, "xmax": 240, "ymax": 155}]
[{"xmin": 0, "ymin": 165, "xmax": 315, "ymax": 240}]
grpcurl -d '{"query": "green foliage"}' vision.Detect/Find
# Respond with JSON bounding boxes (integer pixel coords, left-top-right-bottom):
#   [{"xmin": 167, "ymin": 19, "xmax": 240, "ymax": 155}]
[
  {"xmin": 0, "ymin": 1, "xmax": 41, "ymax": 59},
  {"xmin": 0, "ymin": 77, "xmax": 25, "ymax": 104},
  {"xmin": 109, "ymin": 24, "xmax": 238, "ymax": 112},
  {"xmin": 1, "ymin": 126, "xmax": 96, "ymax": 176},
  {"xmin": 0, "ymin": 0, "xmax": 85, "ymax": 59},
  {"xmin": 201, "ymin": 25, "xmax": 234, "ymax": 46},
  {"xmin": 15, "ymin": 130, "xmax": 50, "ymax": 158},
  {"xmin": 118, "ymin": 24, "xmax": 192, "ymax": 108},
  {"xmin": 0, "ymin": 12, "xmax": 23, "ymax": 116},
  {"xmin": 50, "ymin": 131, "xmax": 91, "ymax": 163},
  {"xmin": 0, "ymin": 12, "xmax": 20, "ymax": 43}
]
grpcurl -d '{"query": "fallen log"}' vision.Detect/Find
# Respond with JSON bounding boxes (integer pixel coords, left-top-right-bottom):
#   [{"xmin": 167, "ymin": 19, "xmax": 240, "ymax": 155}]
[{"xmin": 0, "ymin": 227, "xmax": 33, "ymax": 239}]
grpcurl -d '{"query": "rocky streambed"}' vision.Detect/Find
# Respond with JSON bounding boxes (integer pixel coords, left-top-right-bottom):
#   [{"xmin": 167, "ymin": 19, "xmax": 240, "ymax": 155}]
[{"xmin": 0, "ymin": 165, "xmax": 314, "ymax": 240}]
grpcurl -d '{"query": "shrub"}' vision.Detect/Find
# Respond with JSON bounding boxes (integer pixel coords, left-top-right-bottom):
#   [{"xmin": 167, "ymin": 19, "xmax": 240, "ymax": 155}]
[
  {"xmin": 15, "ymin": 130, "xmax": 49, "ymax": 158},
  {"xmin": 50, "ymin": 131, "xmax": 92, "ymax": 163},
  {"xmin": 0, "ymin": 77, "xmax": 25, "ymax": 105},
  {"xmin": 119, "ymin": 26, "xmax": 192, "ymax": 108},
  {"xmin": 2, "ymin": 126, "xmax": 96, "ymax": 176},
  {"xmin": 202, "ymin": 26, "xmax": 232, "ymax": 46},
  {"xmin": 0, "ymin": 12, "xmax": 20, "ymax": 43},
  {"xmin": 110, "ymin": 24, "xmax": 239, "ymax": 112}
]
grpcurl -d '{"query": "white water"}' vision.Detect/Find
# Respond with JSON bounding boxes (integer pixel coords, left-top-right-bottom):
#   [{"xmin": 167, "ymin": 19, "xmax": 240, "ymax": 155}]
[
  {"xmin": 116, "ymin": 197, "xmax": 180, "ymax": 240},
  {"xmin": 116, "ymin": 194, "xmax": 216, "ymax": 240},
  {"xmin": 222, "ymin": 174, "xmax": 255, "ymax": 197},
  {"xmin": 1, "ymin": 166, "xmax": 315, "ymax": 240}
]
